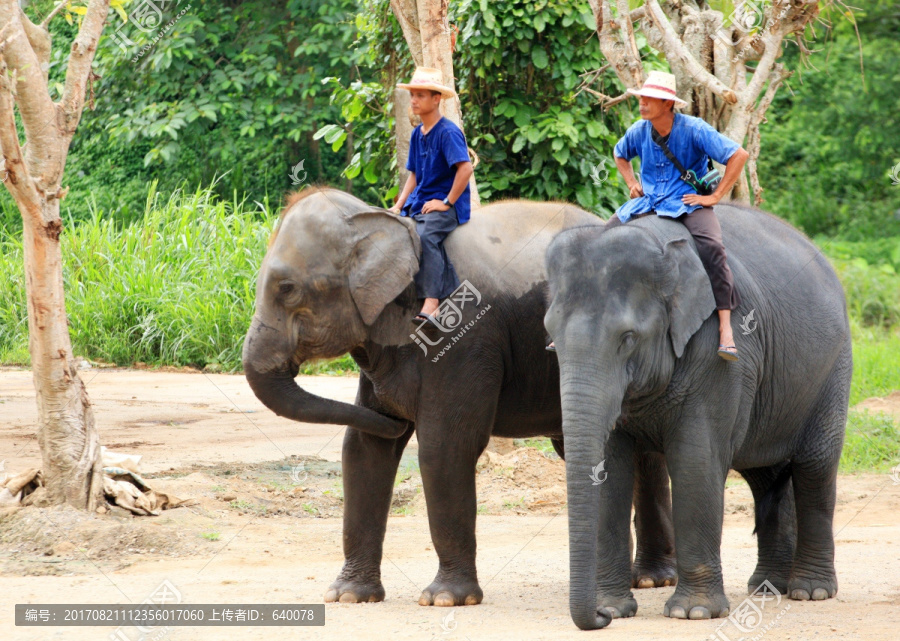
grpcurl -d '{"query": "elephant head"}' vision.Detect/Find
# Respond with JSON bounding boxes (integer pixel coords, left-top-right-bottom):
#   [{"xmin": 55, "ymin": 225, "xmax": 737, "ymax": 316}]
[
  {"xmin": 544, "ymin": 222, "xmax": 715, "ymax": 630},
  {"xmin": 242, "ymin": 187, "xmax": 420, "ymax": 439}
]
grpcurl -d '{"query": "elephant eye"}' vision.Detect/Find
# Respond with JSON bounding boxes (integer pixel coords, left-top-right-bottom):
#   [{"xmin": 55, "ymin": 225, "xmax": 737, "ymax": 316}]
[
  {"xmin": 621, "ymin": 331, "xmax": 636, "ymax": 348},
  {"xmin": 277, "ymin": 282, "xmax": 295, "ymax": 298}
]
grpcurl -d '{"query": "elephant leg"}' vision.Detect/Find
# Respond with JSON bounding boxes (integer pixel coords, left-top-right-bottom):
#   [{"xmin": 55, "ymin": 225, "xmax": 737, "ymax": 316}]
[
  {"xmin": 664, "ymin": 433, "xmax": 730, "ymax": 620},
  {"xmin": 740, "ymin": 465, "xmax": 796, "ymax": 595},
  {"xmin": 631, "ymin": 451, "xmax": 677, "ymax": 589},
  {"xmin": 550, "ymin": 436, "xmax": 565, "ymax": 460},
  {"xmin": 415, "ymin": 389, "xmax": 499, "ymax": 607},
  {"xmin": 594, "ymin": 429, "xmax": 639, "ymax": 619},
  {"xmin": 324, "ymin": 423, "xmax": 415, "ymax": 603},
  {"xmin": 787, "ymin": 360, "xmax": 847, "ymax": 602},
  {"xmin": 788, "ymin": 457, "xmax": 839, "ymax": 601}
]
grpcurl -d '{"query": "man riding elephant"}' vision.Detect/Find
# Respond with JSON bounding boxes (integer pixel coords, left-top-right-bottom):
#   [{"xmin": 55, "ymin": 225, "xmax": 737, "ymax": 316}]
[
  {"xmin": 389, "ymin": 67, "xmax": 474, "ymax": 330},
  {"xmin": 547, "ymin": 71, "xmax": 749, "ymax": 360}
]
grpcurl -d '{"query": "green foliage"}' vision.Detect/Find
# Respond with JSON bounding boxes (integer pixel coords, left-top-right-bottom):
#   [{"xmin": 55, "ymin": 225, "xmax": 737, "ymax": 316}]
[
  {"xmin": 313, "ymin": 77, "xmax": 400, "ymax": 207},
  {"xmin": 840, "ymin": 410, "xmax": 900, "ymax": 473},
  {"xmin": 847, "ymin": 322, "xmax": 900, "ymax": 406},
  {"xmin": 758, "ymin": 0, "xmax": 900, "ymax": 239},
  {"xmin": 3, "ymin": 0, "xmax": 370, "ymax": 226}
]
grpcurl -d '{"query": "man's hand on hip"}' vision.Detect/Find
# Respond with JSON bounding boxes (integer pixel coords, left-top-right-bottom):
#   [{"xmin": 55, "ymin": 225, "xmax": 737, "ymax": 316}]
[
  {"xmin": 629, "ymin": 183, "xmax": 644, "ymax": 199},
  {"xmin": 682, "ymin": 193, "xmax": 719, "ymax": 207},
  {"xmin": 422, "ymin": 199, "xmax": 451, "ymax": 213}
]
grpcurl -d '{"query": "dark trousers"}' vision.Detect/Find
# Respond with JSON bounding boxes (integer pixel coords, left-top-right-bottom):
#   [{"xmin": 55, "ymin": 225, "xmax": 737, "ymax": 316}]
[
  {"xmin": 606, "ymin": 208, "xmax": 741, "ymax": 310},
  {"xmin": 412, "ymin": 206, "xmax": 461, "ymax": 300}
]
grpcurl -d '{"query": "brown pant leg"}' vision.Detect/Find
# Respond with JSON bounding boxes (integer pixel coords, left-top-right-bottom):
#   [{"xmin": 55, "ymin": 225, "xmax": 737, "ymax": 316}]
[{"xmin": 676, "ymin": 207, "xmax": 741, "ymax": 310}]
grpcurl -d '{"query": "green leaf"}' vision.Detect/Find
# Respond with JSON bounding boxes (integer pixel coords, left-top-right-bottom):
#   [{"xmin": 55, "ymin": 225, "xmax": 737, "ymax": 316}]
[
  {"xmin": 491, "ymin": 176, "xmax": 510, "ymax": 190},
  {"xmin": 363, "ymin": 160, "xmax": 378, "ymax": 184},
  {"xmin": 552, "ymin": 148, "xmax": 570, "ymax": 165},
  {"xmin": 313, "ymin": 124, "xmax": 340, "ymax": 141},
  {"xmin": 512, "ymin": 135, "xmax": 526, "ymax": 153},
  {"xmin": 324, "ymin": 125, "xmax": 345, "ymax": 144},
  {"xmin": 531, "ymin": 48, "xmax": 549, "ymax": 70},
  {"xmin": 514, "ymin": 110, "xmax": 532, "ymax": 128},
  {"xmin": 534, "ymin": 14, "xmax": 546, "ymax": 32}
]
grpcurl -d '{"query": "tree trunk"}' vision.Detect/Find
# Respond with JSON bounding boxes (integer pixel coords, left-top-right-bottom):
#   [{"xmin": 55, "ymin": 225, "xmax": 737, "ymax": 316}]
[
  {"xmin": 22, "ymin": 202, "xmax": 103, "ymax": 509},
  {"xmin": 393, "ymin": 88, "xmax": 415, "ymax": 191},
  {"xmin": 0, "ymin": 0, "xmax": 111, "ymax": 509}
]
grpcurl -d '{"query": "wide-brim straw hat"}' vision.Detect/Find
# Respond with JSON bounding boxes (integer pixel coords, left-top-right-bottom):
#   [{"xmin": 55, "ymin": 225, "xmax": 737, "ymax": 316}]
[
  {"xmin": 626, "ymin": 70, "xmax": 688, "ymax": 108},
  {"xmin": 396, "ymin": 66, "xmax": 457, "ymax": 99}
]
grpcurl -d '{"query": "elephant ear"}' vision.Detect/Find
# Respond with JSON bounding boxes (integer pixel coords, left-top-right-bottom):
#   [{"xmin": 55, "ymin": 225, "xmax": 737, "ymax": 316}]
[
  {"xmin": 348, "ymin": 210, "xmax": 421, "ymax": 326},
  {"xmin": 662, "ymin": 237, "xmax": 717, "ymax": 358}
]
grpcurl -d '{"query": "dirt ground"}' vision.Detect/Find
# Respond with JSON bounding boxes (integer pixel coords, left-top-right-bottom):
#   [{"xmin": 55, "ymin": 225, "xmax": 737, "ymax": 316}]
[{"xmin": 1, "ymin": 366, "xmax": 899, "ymax": 641}]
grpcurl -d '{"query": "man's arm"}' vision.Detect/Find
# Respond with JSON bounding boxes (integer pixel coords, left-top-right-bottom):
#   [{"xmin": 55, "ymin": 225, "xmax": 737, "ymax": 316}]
[
  {"xmin": 422, "ymin": 161, "xmax": 473, "ymax": 213},
  {"xmin": 682, "ymin": 147, "xmax": 749, "ymax": 207},
  {"xmin": 615, "ymin": 155, "xmax": 644, "ymax": 199},
  {"xmin": 389, "ymin": 172, "xmax": 417, "ymax": 214}
]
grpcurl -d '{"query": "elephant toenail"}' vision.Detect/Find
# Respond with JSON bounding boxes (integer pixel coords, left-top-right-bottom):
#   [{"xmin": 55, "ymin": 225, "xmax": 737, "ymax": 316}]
[
  {"xmin": 689, "ymin": 607, "xmax": 711, "ymax": 619},
  {"xmin": 637, "ymin": 578, "xmax": 655, "ymax": 589},
  {"xmin": 791, "ymin": 589, "xmax": 810, "ymax": 600},
  {"xmin": 324, "ymin": 589, "xmax": 338, "ymax": 602},
  {"xmin": 668, "ymin": 606, "xmax": 687, "ymax": 618},
  {"xmin": 434, "ymin": 592, "xmax": 455, "ymax": 607},
  {"xmin": 812, "ymin": 588, "xmax": 829, "ymax": 600},
  {"xmin": 339, "ymin": 592, "xmax": 359, "ymax": 603},
  {"xmin": 464, "ymin": 595, "xmax": 479, "ymax": 605}
]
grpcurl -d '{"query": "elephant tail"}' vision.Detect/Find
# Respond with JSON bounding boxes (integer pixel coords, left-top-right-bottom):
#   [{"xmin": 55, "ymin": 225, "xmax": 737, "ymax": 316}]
[{"xmin": 753, "ymin": 463, "xmax": 792, "ymax": 536}]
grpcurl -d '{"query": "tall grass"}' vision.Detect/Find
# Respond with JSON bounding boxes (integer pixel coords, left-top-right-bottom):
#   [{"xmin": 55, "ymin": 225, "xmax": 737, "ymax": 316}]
[{"xmin": 0, "ymin": 181, "xmax": 276, "ymax": 371}]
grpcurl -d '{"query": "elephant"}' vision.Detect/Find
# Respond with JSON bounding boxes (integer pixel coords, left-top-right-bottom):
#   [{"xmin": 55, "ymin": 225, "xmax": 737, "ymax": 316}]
[
  {"xmin": 544, "ymin": 204, "xmax": 851, "ymax": 630},
  {"xmin": 242, "ymin": 186, "xmax": 679, "ymax": 607}
]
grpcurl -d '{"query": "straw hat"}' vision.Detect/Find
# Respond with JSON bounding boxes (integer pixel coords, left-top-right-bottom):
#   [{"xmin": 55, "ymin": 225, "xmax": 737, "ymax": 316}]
[
  {"xmin": 626, "ymin": 71, "xmax": 688, "ymax": 108},
  {"xmin": 396, "ymin": 67, "xmax": 457, "ymax": 99}
]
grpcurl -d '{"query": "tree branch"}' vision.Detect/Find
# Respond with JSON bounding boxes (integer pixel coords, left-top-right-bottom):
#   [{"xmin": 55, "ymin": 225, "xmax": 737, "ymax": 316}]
[
  {"xmin": 0, "ymin": 0, "xmax": 56, "ymax": 147},
  {"xmin": 19, "ymin": 7, "xmax": 50, "ymax": 82},
  {"xmin": 390, "ymin": 0, "xmax": 423, "ymax": 67},
  {"xmin": 39, "ymin": 0, "xmax": 68, "ymax": 29},
  {"xmin": 0, "ymin": 55, "xmax": 35, "ymax": 204},
  {"xmin": 60, "ymin": 0, "xmax": 110, "ymax": 133},
  {"xmin": 643, "ymin": 0, "xmax": 738, "ymax": 104}
]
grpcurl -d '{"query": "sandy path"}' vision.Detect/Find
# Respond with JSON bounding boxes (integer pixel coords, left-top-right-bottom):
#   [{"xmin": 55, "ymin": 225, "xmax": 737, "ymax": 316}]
[{"xmin": 2, "ymin": 368, "xmax": 899, "ymax": 641}]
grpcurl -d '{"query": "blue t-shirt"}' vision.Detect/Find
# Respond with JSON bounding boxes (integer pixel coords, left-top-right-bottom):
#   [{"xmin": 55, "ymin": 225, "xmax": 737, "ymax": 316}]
[
  {"xmin": 613, "ymin": 113, "xmax": 740, "ymax": 222},
  {"xmin": 402, "ymin": 116, "xmax": 472, "ymax": 224}
]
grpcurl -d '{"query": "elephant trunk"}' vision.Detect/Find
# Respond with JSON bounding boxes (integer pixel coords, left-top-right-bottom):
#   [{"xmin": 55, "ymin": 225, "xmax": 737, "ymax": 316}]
[
  {"xmin": 242, "ymin": 319, "xmax": 407, "ymax": 440},
  {"xmin": 560, "ymin": 361, "xmax": 624, "ymax": 630}
]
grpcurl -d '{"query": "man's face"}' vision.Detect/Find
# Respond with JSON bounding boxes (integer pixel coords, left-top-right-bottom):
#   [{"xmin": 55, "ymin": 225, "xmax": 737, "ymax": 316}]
[
  {"xmin": 638, "ymin": 96, "xmax": 674, "ymax": 120},
  {"xmin": 410, "ymin": 90, "xmax": 441, "ymax": 117}
]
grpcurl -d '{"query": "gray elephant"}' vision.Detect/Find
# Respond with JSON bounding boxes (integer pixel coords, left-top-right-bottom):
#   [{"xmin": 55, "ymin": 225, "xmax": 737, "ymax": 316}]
[
  {"xmin": 544, "ymin": 205, "xmax": 851, "ymax": 630},
  {"xmin": 242, "ymin": 186, "xmax": 679, "ymax": 607}
]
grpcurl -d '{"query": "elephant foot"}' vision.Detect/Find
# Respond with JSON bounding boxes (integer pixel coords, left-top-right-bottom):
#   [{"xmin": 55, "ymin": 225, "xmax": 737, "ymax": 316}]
[
  {"xmin": 747, "ymin": 569, "xmax": 790, "ymax": 597},
  {"xmin": 632, "ymin": 555, "xmax": 677, "ymax": 589},
  {"xmin": 418, "ymin": 577, "xmax": 483, "ymax": 607},
  {"xmin": 663, "ymin": 589, "xmax": 730, "ymax": 620},
  {"xmin": 324, "ymin": 576, "xmax": 385, "ymax": 604},
  {"xmin": 787, "ymin": 572, "xmax": 837, "ymax": 601},
  {"xmin": 596, "ymin": 593, "xmax": 638, "ymax": 619}
]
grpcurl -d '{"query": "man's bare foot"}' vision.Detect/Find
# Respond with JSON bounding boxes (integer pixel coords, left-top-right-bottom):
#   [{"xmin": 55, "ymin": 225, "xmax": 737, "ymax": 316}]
[
  {"xmin": 419, "ymin": 297, "xmax": 439, "ymax": 317},
  {"xmin": 717, "ymin": 309, "xmax": 738, "ymax": 361}
]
